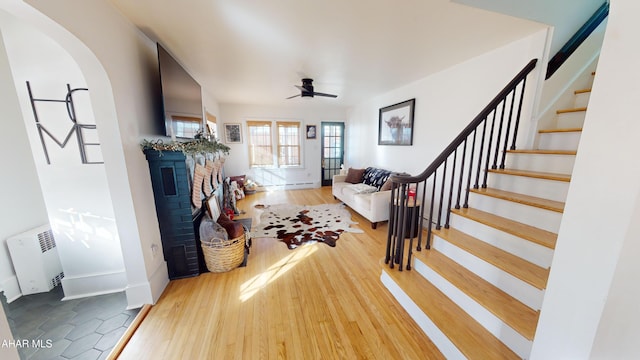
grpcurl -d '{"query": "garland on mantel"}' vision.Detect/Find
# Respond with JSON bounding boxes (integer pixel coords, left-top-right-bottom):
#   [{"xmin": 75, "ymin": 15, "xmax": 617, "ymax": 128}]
[{"xmin": 141, "ymin": 137, "xmax": 230, "ymax": 156}]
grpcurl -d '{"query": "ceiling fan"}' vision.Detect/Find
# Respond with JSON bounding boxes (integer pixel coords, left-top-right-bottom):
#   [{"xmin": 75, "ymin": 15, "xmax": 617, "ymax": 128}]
[{"xmin": 286, "ymin": 78, "xmax": 338, "ymax": 99}]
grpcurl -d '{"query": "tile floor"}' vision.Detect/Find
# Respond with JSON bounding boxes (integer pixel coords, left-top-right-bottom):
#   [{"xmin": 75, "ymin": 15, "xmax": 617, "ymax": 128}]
[{"xmin": 2, "ymin": 286, "xmax": 139, "ymax": 360}]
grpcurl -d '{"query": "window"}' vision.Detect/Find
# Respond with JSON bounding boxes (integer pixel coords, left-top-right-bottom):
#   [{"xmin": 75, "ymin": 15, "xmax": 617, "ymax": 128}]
[
  {"xmin": 247, "ymin": 121, "xmax": 273, "ymax": 167},
  {"xmin": 247, "ymin": 120, "xmax": 302, "ymax": 168},
  {"xmin": 171, "ymin": 115, "xmax": 201, "ymax": 138},
  {"xmin": 277, "ymin": 121, "xmax": 301, "ymax": 166}
]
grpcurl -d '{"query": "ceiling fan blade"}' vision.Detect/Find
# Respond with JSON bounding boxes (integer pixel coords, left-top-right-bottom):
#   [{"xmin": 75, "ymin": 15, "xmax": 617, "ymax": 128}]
[
  {"xmin": 313, "ymin": 92, "xmax": 338, "ymax": 98},
  {"xmin": 287, "ymin": 79, "xmax": 338, "ymax": 100},
  {"xmin": 286, "ymin": 94, "xmax": 301, "ymax": 99}
]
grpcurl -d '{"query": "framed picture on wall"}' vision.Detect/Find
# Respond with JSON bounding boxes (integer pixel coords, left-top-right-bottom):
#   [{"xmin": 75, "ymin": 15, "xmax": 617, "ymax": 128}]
[
  {"xmin": 378, "ymin": 98, "xmax": 416, "ymax": 146},
  {"xmin": 306, "ymin": 125, "xmax": 317, "ymax": 139},
  {"xmin": 224, "ymin": 123, "xmax": 242, "ymax": 144}
]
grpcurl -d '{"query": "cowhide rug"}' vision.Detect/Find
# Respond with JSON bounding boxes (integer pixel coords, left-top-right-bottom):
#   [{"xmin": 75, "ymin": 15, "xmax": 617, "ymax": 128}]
[{"xmin": 253, "ymin": 203, "xmax": 363, "ymax": 249}]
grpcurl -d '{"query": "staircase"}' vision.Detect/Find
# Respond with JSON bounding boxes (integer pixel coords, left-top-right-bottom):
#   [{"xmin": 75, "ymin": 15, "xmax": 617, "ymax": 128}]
[{"xmin": 381, "ymin": 73, "xmax": 593, "ymax": 358}]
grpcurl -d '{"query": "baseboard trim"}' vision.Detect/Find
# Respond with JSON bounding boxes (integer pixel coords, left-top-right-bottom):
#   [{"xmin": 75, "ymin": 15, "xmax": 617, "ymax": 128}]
[
  {"xmin": 60, "ymin": 270, "xmax": 127, "ymax": 301},
  {"xmin": 258, "ymin": 182, "xmax": 320, "ymax": 191},
  {"xmin": 124, "ymin": 262, "xmax": 168, "ymax": 309}
]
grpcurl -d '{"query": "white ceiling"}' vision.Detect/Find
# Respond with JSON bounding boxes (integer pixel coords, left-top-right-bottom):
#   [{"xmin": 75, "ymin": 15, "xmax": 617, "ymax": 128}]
[{"xmin": 107, "ymin": 0, "xmax": 602, "ymax": 108}]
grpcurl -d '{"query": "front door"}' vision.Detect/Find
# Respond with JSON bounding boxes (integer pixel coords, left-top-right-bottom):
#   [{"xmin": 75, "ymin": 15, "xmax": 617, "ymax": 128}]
[{"xmin": 321, "ymin": 122, "xmax": 345, "ymax": 186}]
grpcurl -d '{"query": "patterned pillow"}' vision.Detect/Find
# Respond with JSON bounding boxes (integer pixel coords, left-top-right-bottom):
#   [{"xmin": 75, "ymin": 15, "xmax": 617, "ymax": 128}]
[{"xmin": 363, "ymin": 167, "xmax": 392, "ymax": 191}]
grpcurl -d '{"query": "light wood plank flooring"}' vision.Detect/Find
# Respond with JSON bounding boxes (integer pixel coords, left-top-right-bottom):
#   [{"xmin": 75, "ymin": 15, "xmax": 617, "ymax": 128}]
[{"xmin": 118, "ymin": 187, "xmax": 443, "ymax": 359}]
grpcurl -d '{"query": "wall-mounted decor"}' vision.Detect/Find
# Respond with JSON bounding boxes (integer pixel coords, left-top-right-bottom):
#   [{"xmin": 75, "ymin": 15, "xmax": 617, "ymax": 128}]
[
  {"xmin": 26, "ymin": 81, "xmax": 103, "ymax": 164},
  {"xmin": 224, "ymin": 123, "xmax": 242, "ymax": 144},
  {"xmin": 306, "ymin": 125, "xmax": 317, "ymax": 139},
  {"xmin": 378, "ymin": 98, "xmax": 416, "ymax": 146}
]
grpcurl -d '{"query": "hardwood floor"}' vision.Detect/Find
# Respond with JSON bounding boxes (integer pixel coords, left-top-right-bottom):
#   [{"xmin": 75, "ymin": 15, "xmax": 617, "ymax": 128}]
[{"xmin": 118, "ymin": 187, "xmax": 443, "ymax": 359}]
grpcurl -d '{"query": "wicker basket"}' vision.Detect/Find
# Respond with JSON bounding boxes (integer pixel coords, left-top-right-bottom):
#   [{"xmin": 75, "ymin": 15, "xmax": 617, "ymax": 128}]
[{"xmin": 201, "ymin": 233, "xmax": 246, "ymax": 273}]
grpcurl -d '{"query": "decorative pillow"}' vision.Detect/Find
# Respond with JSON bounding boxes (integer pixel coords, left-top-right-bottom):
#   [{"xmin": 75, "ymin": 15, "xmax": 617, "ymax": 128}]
[
  {"xmin": 345, "ymin": 168, "xmax": 365, "ymax": 184},
  {"xmin": 380, "ymin": 172, "xmax": 410, "ymax": 191},
  {"xmin": 348, "ymin": 183, "xmax": 379, "ymax": 194},
  {"xmin": 380, "ymin": 178, "xmax": 393, "ymax": 191},
  {"xmin": 217, "ymin": 212, "xmax": 245, "ymax": 239},
  {"xmin": 363, "ymin": 167, "xmax": 392, "ymax": 190}
]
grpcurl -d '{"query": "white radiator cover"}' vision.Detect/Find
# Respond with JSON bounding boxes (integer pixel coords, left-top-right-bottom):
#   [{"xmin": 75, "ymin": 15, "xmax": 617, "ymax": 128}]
[{"xmin": 6, "ymin": 224, "xmax": 64, "ymax": 295}]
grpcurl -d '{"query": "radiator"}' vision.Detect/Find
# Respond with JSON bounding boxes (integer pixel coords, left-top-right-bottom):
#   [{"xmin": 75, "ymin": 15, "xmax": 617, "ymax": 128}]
[{"xmin": 6, "ymin": 224, "xmax": 64, "ymax": 295}]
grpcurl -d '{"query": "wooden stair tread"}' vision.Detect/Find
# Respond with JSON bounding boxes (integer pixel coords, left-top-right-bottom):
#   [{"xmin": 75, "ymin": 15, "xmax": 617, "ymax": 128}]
[
  {"xmin": 488, "ymin": 168, "xmax": 571, "ymax": 182},
  {"xmin": 507, "ymin": 149, "xmax": 576, "ymax": 156},
  {"xmin": 470, "ymin": 187, "xmax": 564, "ymax": 213},
  {"xmin": 451, "ymin": 207, "xmax": 557, "ymax": 250},
  {"xmin": 556, "ymin": 107, "xmax": 587, "ymax": 114},
  {"xmin": 432, "ymin": 227, "xmax": 549, "ymax": 290},
  {"xmin": 538, "ymin": 127, "xmax": 582, "ymax": 134},
  {"xmin": 382, "ymin": 267, "xmax": 520, "ymax": 359},
  {"xmin": 415, "ymin": 249, "xmax": 539, "ymax": 340},
  {"xmin": 574, "ymin": 88, "xmax": 592, "ymax": 94}
]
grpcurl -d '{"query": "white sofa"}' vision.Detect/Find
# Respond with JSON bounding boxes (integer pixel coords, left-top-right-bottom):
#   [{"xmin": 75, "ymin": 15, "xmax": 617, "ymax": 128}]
[{"xmin": 332, "ymin": 168, "xmax": 393, "ymax": 229}]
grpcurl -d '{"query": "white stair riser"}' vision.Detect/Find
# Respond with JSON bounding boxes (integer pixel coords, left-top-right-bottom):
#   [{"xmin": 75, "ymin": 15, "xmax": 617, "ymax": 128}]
[
  {"xmin": 487, "ymin": 172, "xmax": 569, "ymax": 203},
  {"xmin": 556, "ymin": 111, "xmax": 586, "ymax": 128},
  {"xmin": 574, "ymin": 92, "xmax": 591, "ymax": 108},
  {"xmin": 467, "ymin": 192, "xmax": 563, "ymax": 233},
  {"xmin": 537, "ymin": 131, "xmax": 582, "ymax": 151},
  {"xmin": 505, "ymin": 153, "xmax": 576, "ymax": 174},
  {"xmin": 380, "ymin": 271, "xmax": 466, "ymax": 360},
  {"xmin": 432, "ymin": 236, "xmax": 544, "ymax": 310},
  {"xmin": 414, "ymin": 258, "xmax": 532, "ymax": 359},
  {"xmin": 450, "ymin": 213, "xmax": 554, "ymax": 268}
]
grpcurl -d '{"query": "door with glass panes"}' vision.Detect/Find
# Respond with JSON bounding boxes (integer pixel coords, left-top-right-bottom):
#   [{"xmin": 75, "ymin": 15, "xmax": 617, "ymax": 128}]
[{"xmin": 321, "ymin": 122, "xmax": 344, "ymax": 186}]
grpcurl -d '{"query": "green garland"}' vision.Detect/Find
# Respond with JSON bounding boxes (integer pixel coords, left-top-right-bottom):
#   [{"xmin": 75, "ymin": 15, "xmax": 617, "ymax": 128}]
[{"xmin": 141, "ymin": 138, "xmax": 230, "ymax": 156}]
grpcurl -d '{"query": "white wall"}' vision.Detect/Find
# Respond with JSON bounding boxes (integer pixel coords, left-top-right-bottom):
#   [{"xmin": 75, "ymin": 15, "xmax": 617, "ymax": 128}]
[
  {"xmin": 220, "ymin": 103, "xmax": 346, "ymax": 188},
  {"xmin": 345, "ymin": 30, "xmax": 549, "ymax": 177},
  {"xmin": 531, "ymin": 1, "xmax": 640, "ymax": 358},
  {"xmin": 0, "ymin": 11, "xmax": 127, "ymax": 300},
  {"xmin": 0, "ymin": 26, "xmax": 49, "ymax": 303},
  {"xmin": 1, "ymin": 0, "xmax": 171, "ymax": 308}
]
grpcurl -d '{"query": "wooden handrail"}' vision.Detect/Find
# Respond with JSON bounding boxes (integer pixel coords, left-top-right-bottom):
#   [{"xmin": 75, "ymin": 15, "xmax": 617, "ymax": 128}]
[{"xmin": 385, "ymin": 58, "xmax": 539, "ymax": 271}]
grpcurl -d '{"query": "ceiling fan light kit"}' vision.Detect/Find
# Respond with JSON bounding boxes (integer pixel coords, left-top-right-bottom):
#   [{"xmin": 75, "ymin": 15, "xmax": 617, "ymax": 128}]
[{"xmin": 287, "ymin": 78, "xmax": 338, "ymax": 99}]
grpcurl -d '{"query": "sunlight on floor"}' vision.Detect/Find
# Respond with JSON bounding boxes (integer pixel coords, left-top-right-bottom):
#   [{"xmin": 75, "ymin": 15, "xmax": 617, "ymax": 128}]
[{"xmin": 239, "ymin": 243, "xmax": 317, "ymax": 302}]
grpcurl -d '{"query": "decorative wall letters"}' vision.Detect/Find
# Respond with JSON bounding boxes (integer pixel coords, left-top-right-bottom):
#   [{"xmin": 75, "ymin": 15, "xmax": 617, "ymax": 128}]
[{"xmin": 26, "ymin": 81, "xmax": 103, "ymax": 165}]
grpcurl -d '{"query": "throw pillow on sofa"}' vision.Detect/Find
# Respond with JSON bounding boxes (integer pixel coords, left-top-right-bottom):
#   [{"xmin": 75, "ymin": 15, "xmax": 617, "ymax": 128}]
[
  {"xmin": 380, "ymin": 172, "xmax": 411, "ymax": 191},
  {"xmin": 363, "ymin": 167, "xmax": 392, "ymax": 190},
  {"xmin": 345, "ymin": 167, "xmax": 365, "ymax": 183}
]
